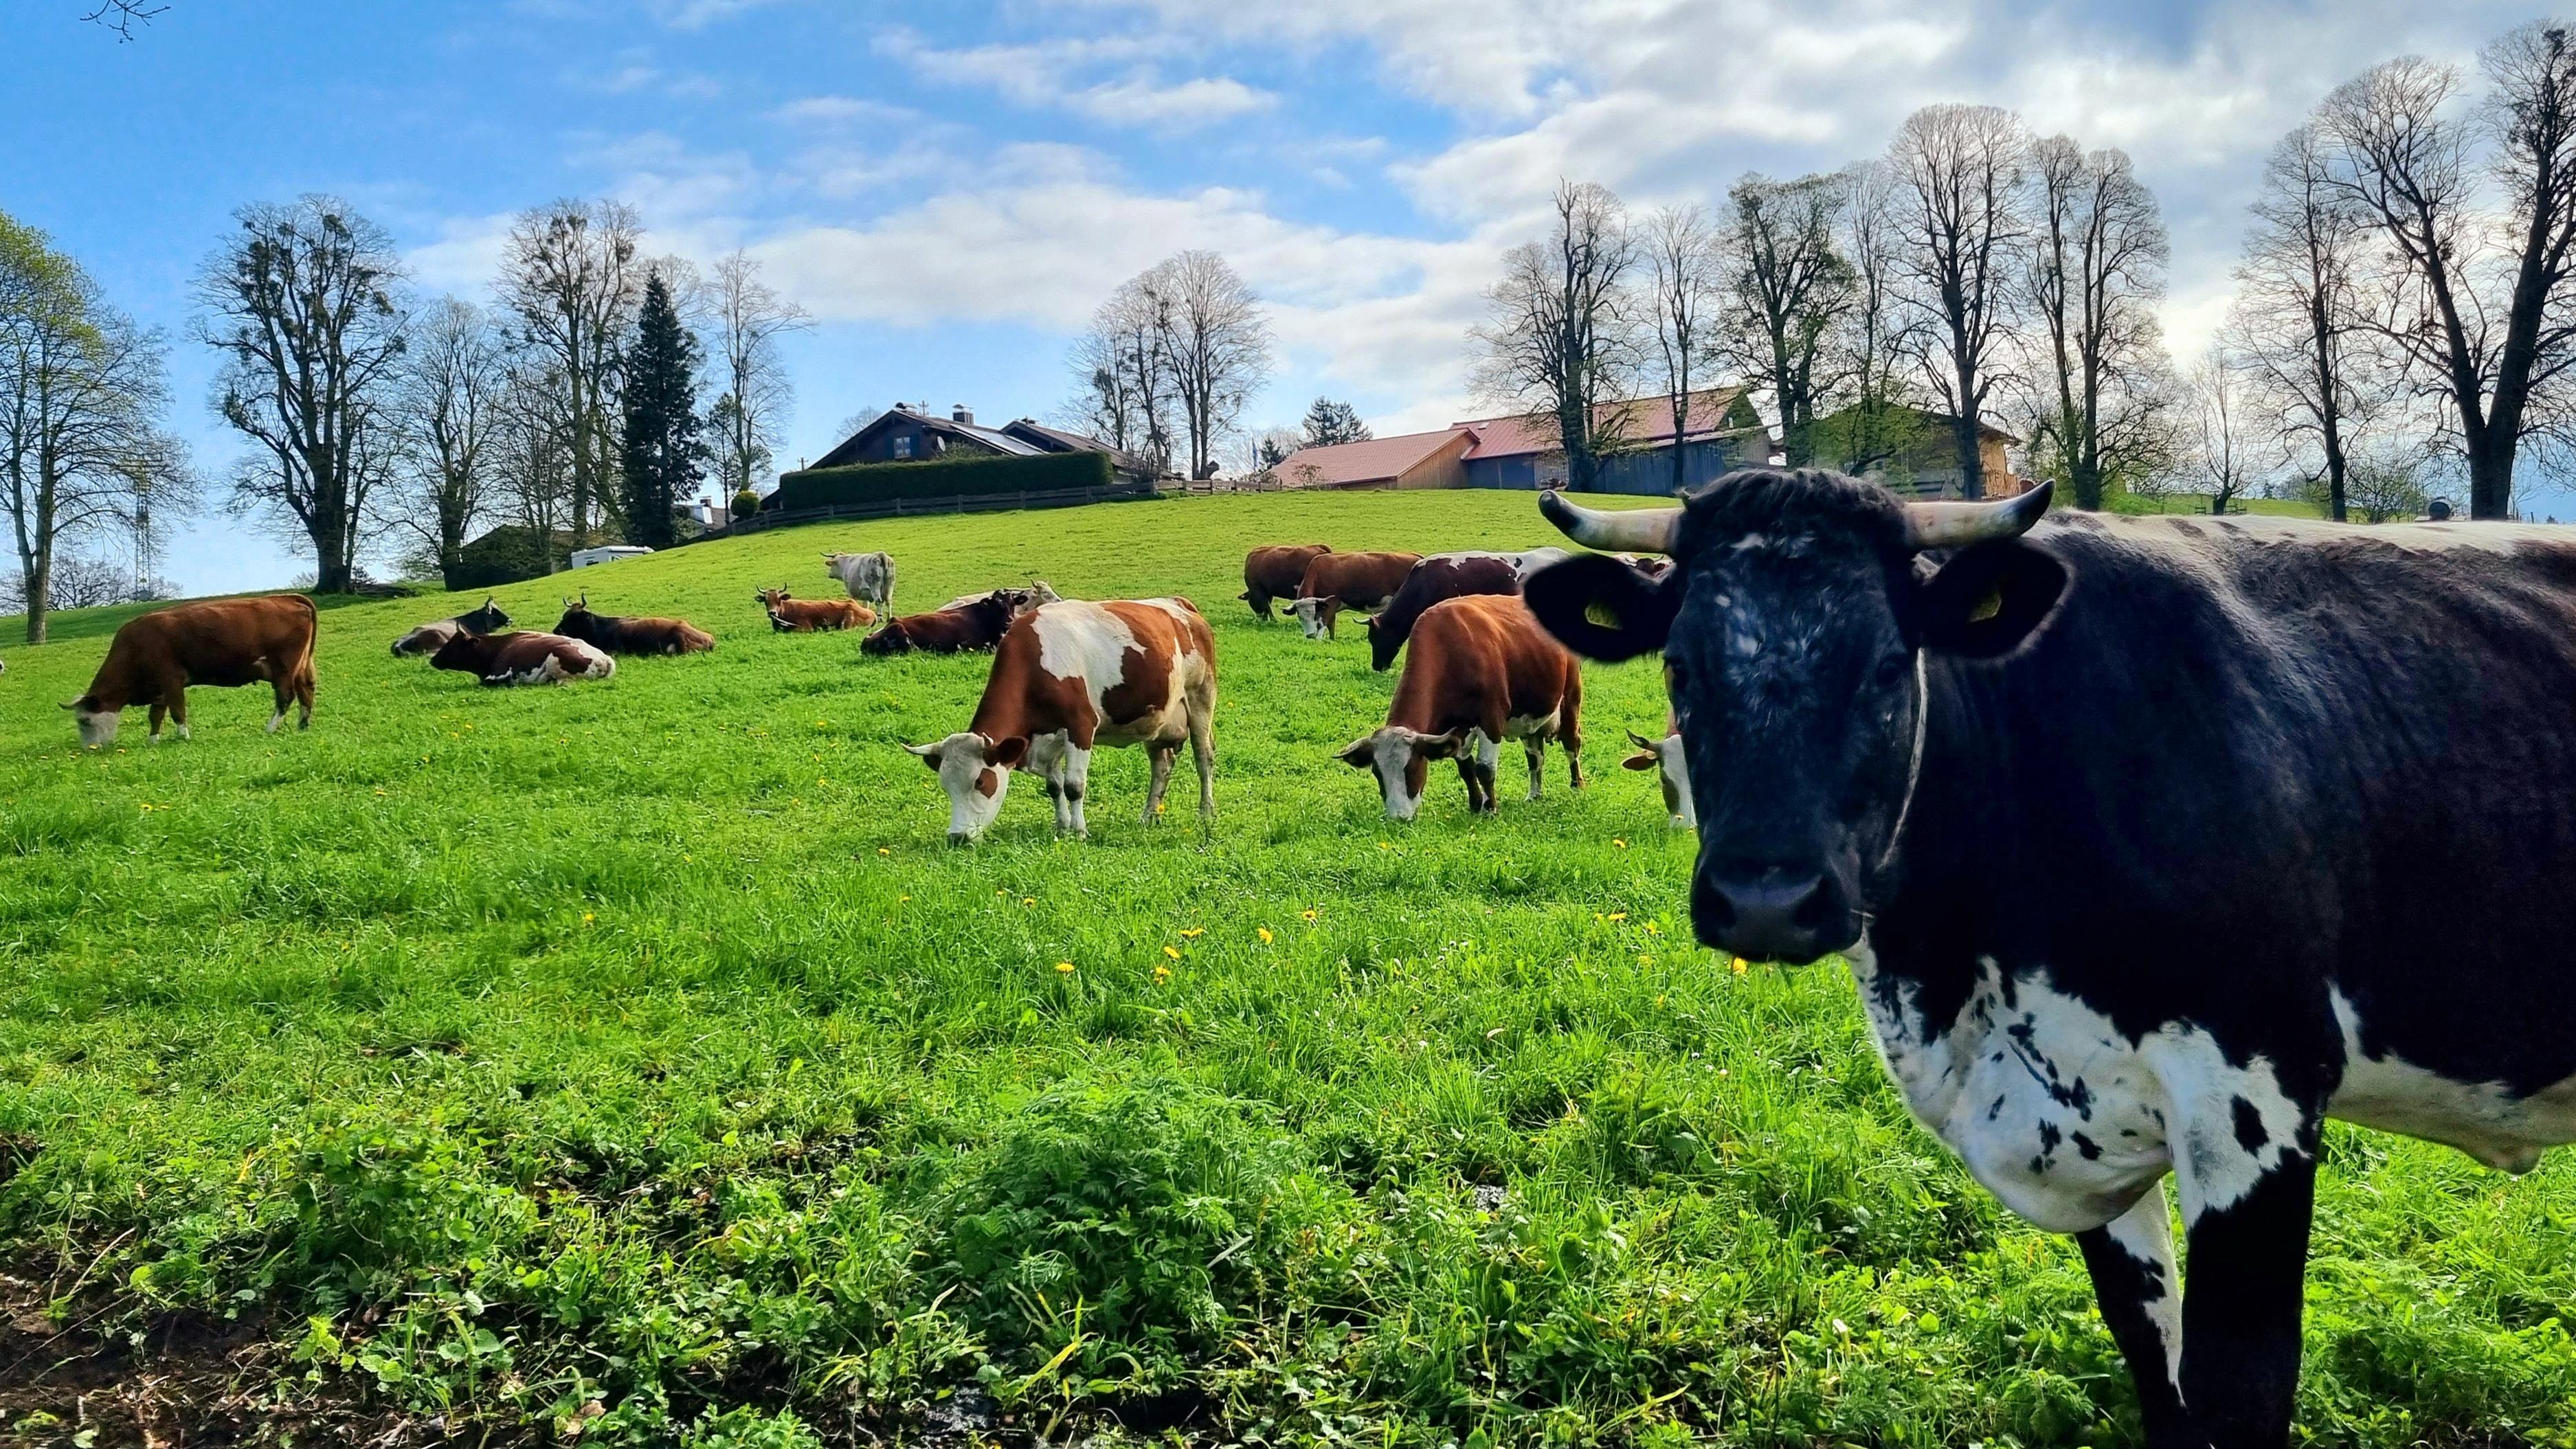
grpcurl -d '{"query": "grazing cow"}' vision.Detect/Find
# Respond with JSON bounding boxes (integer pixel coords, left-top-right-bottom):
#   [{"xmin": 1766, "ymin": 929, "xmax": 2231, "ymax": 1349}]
[
  {"xmin": 756, "ymin": 588, "xmax": 874, "ymax": 632},
  {"xmin": 429, "ymin": 630, "xmax": 616, "ymax": 686},
  {"xmin": 391, "ymin": 596, "xmax": 512, "ymax": 656},
  {"xmin": 1336, "ymin": 594, "xmax": 1582, "ymax": 819},
  {"xmin": 1525, "ymin": 470, "xmax": 2576, "ymax": 1449},
  {"xmin": 937, "ymin": 581, "xmax": 1061, "ymax": 617},
  {"xmin": 907, "ymin": 598, "xmax": 1218, "ymax": 842},
  {"xmin": 1241, "ymin": 543, "xmax": 1332, "ymax": 621},
  {"xmin": 822, "ymin": 551, "xmax": 897, "ymax": 609},
  {"xmin": 1289, "ymin": 550, "xmax": 1421, "ymax": 640},
  {"xmin": 552, "ymin": 596, "xmax": 715, "ymax": 655},
  {"xmin": 1364, "ymin": 548, "xmax": 1571, "ymax": 671},
  {"xmin": 860, "ymin": 592, "xmax": 1016, "ymax": 656},
  {"xmin": 1620, "ymin": 718, "xmax": 1694, "ymax": 829},
  {"xmin": 63, "ymin": 594, "xmax": 317, "ymax": 746}
]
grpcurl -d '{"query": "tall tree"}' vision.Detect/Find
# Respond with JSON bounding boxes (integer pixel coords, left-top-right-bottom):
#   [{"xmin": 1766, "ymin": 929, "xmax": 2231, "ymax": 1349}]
[
  {"xmin": 1820, "ymin": 160, "xmax": 1930, "ymax": 477},
  {"xmin": 2228, "ymin": 125, "xmax": 2379, "ymax": 522},
  {"xmin": 1643, "ymin": 203, "xmax": 1726, "ymax": 490},
  {"xmin": 495, "ymin": 354, "xmax": 574, "ymax": 561},
  {"xmin": 2023, "ymin": 137, "xmax": 2171, "ymax": 509},
  {"xmin": 1470, "ymin": 180, "xmax": 1642, "ymax": 493},
  {"xmin": 619, "ymin": 271, "xmax": 704, "ymax": 550},
  {"xmin": 499, "ymin": 199, "xmax": 641, "ymax": 542},
  {"xmin": 2, "ymin": 212, "xmax": 181, "ymax": 642},
  {"xmin": 197, "ymin": 196, "xmax": 407, "ymax": 594},
  {"xmin": 1717, "ymin": 176, "xmax": 1850, "ymax": 468},
  {"xmin": 2187, "ymin": 344, "xmax": 2261, "ymax": 516},
  {"xmin": 2316, "ymin": 30, "xmax": 2576, "ymax": 519},
  {"xmin": 706, "ymin": 249, "xmax": 809, "ymax": 501},
  {"xmin": 1151, "ymin": 251, "xmax": 1273, "ymax": 481},
  {"xmin": 1068, "ymin": 278, "xmax": 1176, "ymax": 473},
  {"xmin": 392, "ymin": 297, "xmax": 504, "ymax": 588},
  {"xmin": 1888, "ymin": 104, "xmax": 2030, "ymax": 499},
  {"xmin": 1299, "ymin": 396, "xmax": 1371, "ymax": 448}
]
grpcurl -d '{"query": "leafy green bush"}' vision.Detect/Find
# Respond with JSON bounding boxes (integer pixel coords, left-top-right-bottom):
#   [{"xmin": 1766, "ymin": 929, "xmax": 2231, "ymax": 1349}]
[
  {"xmin": 451, "ymin": 524, "xmax": 572, "ymax": 589},
  {"xmin": 731, "ymin": 489, "xmax": 761, "ymax": 520},
  {"xmin": 770, "ymin": 450, "xmax": 1118, "ymax": 511}
]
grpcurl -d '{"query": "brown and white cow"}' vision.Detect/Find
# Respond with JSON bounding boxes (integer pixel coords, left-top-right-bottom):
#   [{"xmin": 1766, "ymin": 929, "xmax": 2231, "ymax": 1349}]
[
  {"xmin": 1290, "ymin": 550, "xmax": 1421, "ymax": 639},
  {"xmin": 392, "ymin": 597, "xmax": 511, "ymax": 656},
  {"xmin": 756, "ymin": 588, "xmax": 875, "ymax": 632},
  {"xmin": 907, "ymin": 598, "xmax": 1218, "ymax": 842},
  {"xmin": 937, "ymin": 581, "xmax": 1061, "ymax": 617},
  {"xmin": 861, "ymin": 593, "xmax": 1016, "ymax": 656},
  {"xmin": 1337, "ymin": 594, "xmax": 1581, "ymax": 819},
  {"xmin": 1620, "ymin": 715, "xmax": 1694, "ymax": 828},
  {"xmin": 64, "ymin": 594, "xmax": 318, "ymax": 747},
  {"xmin": 553, "ymin": 596, "xmax": 716, "ymax": 655},
  {"xmin": 430, "ymin": 630, "xmax": 617, "ymax": 686},
  {"xmin": 1241, "ymin": 543, "xmax": 1332, "ymax": 621}
]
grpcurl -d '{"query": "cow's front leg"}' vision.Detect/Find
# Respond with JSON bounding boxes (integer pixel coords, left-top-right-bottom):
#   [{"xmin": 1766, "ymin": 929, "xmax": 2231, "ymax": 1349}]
[
  {"xmin": 1524, "ymin": 737, "xmax": 1545, "ymax": 799},
  {"xmin": 2075, "ymin": 1186, "xmax": 2189, "ymax": 1447},
  {"xmin": 2175, "ymin": 1123, "xmax": 2318, "ymax": 1448},
  {"xmin": 1143, "ymin": 743, "xmax": 1176, "ymax": 824},
  {"xmin": 1060, "ymin": 744, "xmax": 1093, "ymax": 838}
]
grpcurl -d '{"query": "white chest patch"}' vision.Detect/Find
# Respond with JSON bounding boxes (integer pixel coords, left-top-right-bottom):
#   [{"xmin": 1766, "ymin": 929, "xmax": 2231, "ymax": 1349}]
[{"xmin": 1847, "ymin": 945, "xmax": 2306, "ymax": 1231}]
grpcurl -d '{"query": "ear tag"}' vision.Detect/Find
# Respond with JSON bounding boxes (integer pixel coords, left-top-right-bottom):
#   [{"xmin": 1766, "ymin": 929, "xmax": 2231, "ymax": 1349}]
[
  {"xmin": 1584, "ymin": 601, "xmax": 1624, "ymax": 629},
  {"xmin": 1969, "ymin": 585, "xmax": 2004, "ymax": 624}
]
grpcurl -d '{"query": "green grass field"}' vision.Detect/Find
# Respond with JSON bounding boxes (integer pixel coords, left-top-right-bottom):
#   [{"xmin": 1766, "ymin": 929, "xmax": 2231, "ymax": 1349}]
[{"xmin": 2, "ymin": 489, "xmax": 2572, "ymax": 1448}]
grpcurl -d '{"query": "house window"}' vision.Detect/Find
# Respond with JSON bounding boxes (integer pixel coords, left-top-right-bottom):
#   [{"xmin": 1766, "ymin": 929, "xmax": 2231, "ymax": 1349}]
[{"xmin": 893, "ymin": 435, "xmax": 913, "ymax": 459}]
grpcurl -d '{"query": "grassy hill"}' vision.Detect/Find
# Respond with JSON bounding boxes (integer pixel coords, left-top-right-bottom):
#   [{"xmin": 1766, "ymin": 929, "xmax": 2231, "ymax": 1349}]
[{"xmin": 1, "ymin": 491, "xmax": 2571, "ymax": 1447}]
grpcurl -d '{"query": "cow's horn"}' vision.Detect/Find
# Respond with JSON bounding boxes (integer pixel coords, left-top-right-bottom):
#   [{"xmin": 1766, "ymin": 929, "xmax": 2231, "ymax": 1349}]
[
  {"xmin": 1902, "ymin": 480, "xmax": 2053, "ymax": 552},
  {"xmin": 1539, "ymin": 490, "xmax": 1680, "ymax": 554}
]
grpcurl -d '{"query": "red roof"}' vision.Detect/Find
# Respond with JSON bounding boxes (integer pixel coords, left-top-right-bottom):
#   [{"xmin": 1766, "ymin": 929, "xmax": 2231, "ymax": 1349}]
[
  {"xmin": 1273, "ymin": 429, "xmax": 1470, "ymax": 487},
  {"xmin": 1453, "ymin": 387, "xmax": 1754, "ymax": 460}
]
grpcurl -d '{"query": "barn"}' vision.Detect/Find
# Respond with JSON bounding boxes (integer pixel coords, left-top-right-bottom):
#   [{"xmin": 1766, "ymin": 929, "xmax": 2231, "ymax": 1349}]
[{"xmin": 1268, "ymin": 387, "xmax": 1776, "ymax": 497}]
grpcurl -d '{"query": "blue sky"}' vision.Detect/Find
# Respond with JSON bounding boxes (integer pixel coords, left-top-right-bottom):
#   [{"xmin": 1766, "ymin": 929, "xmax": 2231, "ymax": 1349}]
[{"xmin": 0, "ymin": 0, "xmax": 2551, "ymax": 594}]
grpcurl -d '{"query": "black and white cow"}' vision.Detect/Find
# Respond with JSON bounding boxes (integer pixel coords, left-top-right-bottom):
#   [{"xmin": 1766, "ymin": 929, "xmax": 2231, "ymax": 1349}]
[{"xmin": 1522, "ymin": 469, "xmax": 2576, "ymax": 1449}]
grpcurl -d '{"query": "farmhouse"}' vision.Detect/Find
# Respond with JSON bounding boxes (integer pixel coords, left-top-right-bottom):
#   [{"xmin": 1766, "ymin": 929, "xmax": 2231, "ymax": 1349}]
[
  {"xmin": 808, "ymin": 405, "xmax": 1157, "ymax": 485},
  {"xmin": 1810, "ymin": 403, "xmax": 2026, "ymax": 499},
  {"xmin": 1271, "ymin": 387, "xmax": 1776, "ymax": 496}
]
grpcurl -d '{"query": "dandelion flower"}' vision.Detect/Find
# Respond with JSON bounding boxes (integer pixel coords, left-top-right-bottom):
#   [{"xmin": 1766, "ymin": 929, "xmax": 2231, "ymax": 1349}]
[
  {"xmin": 1612, "ymin": 838, "xmax": 1628, "ymax": 849},
  {"xmin": 1163, "ymin": 945, "xmax": 1182, "ymax": 960},
  {"xmin": 1154, "ymin": 965, "xmax": 1172, "ymax": 982},
  {"xmin": 1055, "ymin": 961, "xmax": 1075, "ymax": 974},
  {"xmin": 1022, "ymin": 897, "xmax": 1036, "ymax": 906},
  {"xmin": 1179, "ymin": 928, "xmax": 1204, "ymax": 939},
  {"xmin": 1301, "ymin": 909, "xmax": 1318, "ymax": 922},
  {"xmin": 877, "ymin": 847, "xmax": 891, "ymax": 857},
  {"xmin": 582, "ymin": 912, "xmax": 596, "ymax": 925},
  {"xmin": 1731, "ymin": 957, "xmax": 1749, "ymax": 976},
  {"xmin": 1606, "ymin": 912, "xmax": 1626, "ymax": 922},
  {"xmin": 1257, "ymin": 927, "xmax": 1275, "ymax": 943}
]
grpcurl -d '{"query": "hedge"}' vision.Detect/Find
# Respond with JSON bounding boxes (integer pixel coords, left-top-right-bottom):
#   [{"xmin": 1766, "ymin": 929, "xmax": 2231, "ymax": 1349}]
[
  {"xmin": 770, "ymin": 450, "xmax": 1119, "ymax": 510},
  {"xmin": 450, "ymin": 526, "xmax": 575, "ymax": 590}
]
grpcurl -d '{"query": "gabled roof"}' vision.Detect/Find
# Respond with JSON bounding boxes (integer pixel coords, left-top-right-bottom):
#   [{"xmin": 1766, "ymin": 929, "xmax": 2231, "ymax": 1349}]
[
  {"xmin": 1453, "ymin": 386, "xmax": 1758, "ymax": 460},
  {"xmin": 810, "ymin": 407, "xmax": 1046, "ymax": 470},
  {"xmin": 1273, "ymin": 428, "xmax": 1472, "ymax": 488},
  {"xmin": 1000, "ymin": 418, "xmax": 1152, "ymax": 478}
]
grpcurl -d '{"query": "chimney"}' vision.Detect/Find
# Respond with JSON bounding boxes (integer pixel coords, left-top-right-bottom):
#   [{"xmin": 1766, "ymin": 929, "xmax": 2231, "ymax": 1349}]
[{"xmin": 952, "ymin": 404, "xmax": 974, "ymax": 425}]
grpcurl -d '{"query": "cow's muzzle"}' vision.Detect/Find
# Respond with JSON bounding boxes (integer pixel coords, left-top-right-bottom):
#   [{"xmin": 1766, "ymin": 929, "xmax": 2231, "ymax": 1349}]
[{"xmin": 1692, "ymin": 861, "xmax": 1855, "ymax": 966}]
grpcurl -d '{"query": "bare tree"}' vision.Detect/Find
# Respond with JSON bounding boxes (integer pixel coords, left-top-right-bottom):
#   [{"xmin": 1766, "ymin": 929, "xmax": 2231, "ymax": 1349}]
[
  {"xmin": 493, "ymin": 353, "xmax": 574, "ymax": 557},
  {"xmin": 1641, "ymin": 203, "xmax": 1725, "ymax": 491},
  {"xmin": 2316, "ymin": 30, "xmax": 2576, "ymax": 518},
  {"xmin": 1819, "ymin": 161, "xmax": 1931, "ymax": 477},
  {"xmin": 706, "ymin": 250, "xmax": 809, "ymax": 499},
  {"xmin": 1470, "ymin": 180, "xmax": 1643, "ymax": 493},
  {"xmin": 2227, "ymin": 125, "xmax": 2382, "ymax": 522},
  {"xmin": 1149, "ymin": 251, "xmax": 1273, "ymax": 481},
  {"xmin": 392, "ymin": 297, "xmax": 504, "ymax": 589},
  {"xmin": 80, "ymin": 1, "xmax": 168, "ymax": 41},
  {"xmin": 3, "ymin": 212, "xmax": 182, "ymax": 642},
  {"xmin": 197, "ymin": 196, "xmax": 407, "ymax": 595},
  {"xmin": 497, "ymin": 199, "xmax": 642, "ymax": 542},
  {"xmin": 2186, "ymin": 344, "xmax": 2263, "ymax": 515},
  {"xmin": 1716, "ymin": 176, "xmax": 1850, "ymax": 468},
  {"xmin": 2020, "ymin": 137, "xmax": 2171, "ymax": 509},
  {"xmin": 1068, "ymin": 277, "xmax": 1179, "ymax": 473},
  {"xmin": 1888, "ymin": 104, "xmax": 2030, "ymax": 499}
]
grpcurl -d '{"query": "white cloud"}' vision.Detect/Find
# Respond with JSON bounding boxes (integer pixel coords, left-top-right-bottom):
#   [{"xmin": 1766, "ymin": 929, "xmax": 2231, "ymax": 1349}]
[{"xmin": 874, "ymin": 28, "xmax": 1278, "ymax": 130}]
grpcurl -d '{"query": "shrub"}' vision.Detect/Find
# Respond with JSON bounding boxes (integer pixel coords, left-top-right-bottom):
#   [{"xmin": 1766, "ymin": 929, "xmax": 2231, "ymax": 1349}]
[
  {"xmin": 731, "ymin": 489, "xmax": 761, "ymax": 521},
  {"xmin": 451, "ymin": 525, "xmax": 573, "ymax": 589},
  {"xmin": 770, "ymin": 451, "xmax": 1119, "ymax": 511}
]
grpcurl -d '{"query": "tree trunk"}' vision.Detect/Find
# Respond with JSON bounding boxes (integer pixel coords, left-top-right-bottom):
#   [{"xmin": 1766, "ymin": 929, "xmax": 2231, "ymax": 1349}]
[
  {"xmin": 2467, "ymin": 433, "xmax": 2515, "ymax": 519},
  {"xmin": 24, "ymin": 551, "xmax": 49, "ymax": 645},
  {"xmin": 1952, "ymin": 407, "xmax": 1986, "ymax": 500}
]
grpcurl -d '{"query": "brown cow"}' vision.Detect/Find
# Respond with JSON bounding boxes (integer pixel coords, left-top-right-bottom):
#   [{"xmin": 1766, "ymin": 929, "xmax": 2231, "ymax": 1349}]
[
  {"xmin": 756, "ymin": 588, "xmax": 875, "ymax": 633},
  {"xmin": 1290, "ymin": 550, "xmax": 1421, "ymax": 639},
  {"xmin": 64, "ymin": 594, "xmax": 318, "ymax": 747},
  {"xmin": 1241, "ymin": 543, "xmax": 1332, "ymax": 621},
  {"xmin": 552, "ymin": 596, "xmax": 715, "ymax": 655},
  {"xmin": 860, "ymin": 593, "xmax": 1015, "ymax": 656},
  {"xmin": 1336, "ymin": 594, "xmax": 1582, "ymax": 818},
  {"xmin": 907, "ymin": 598, "xmax": 1218, "ymax": 842},
  {"xmin": 430, "ymin": 630, "xmax": 617, "ymax": 686}
]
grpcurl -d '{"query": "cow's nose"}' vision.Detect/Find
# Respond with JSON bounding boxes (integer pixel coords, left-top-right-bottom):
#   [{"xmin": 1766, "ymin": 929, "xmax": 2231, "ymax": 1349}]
[
  {"xmin": 1692, "ymin": 864, "xmax": 1849, "ymax": 965},
  {"xmin": 947, "ymin": 830, "xmax": 974, "ymax": 846}
]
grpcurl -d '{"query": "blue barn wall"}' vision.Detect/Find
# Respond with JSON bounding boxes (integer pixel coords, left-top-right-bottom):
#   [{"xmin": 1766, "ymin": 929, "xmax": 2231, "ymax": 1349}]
[{"xmin": 1464, "ymin": 438, "xmax": 1758, "ymax": 495}]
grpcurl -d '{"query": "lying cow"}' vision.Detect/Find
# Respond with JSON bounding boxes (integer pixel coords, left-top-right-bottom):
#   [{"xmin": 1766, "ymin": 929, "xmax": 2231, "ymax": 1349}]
[
  {"xmin": 1290, "ymin": 550, "xmax": 1420, "ymax": 640},
  {"xmin": 391, "ymin": 597, "xmax": 511, "ymax": 656},
  {"xmin": 937, "ymin": 580, "xmax": 1060, "ymax": 617},
  {"xmin": 63, "ymin": 594, "xmax": 317, "ymax": 746},
  {"xmin": 908, "ymin": 598, "xmax": 1218, "ymax": 841},
  {"xmin": 860, "ymin": 593, "xmax": 1014, "ymax": 656},
  {"xmin": 1337, "ymin": 594, "xmax": 1582, "ymax": 819},
  {"xmin": 1620, "ymin": 718, "xmax": 1694, "ymax": 829},
  {"xmin": 1241, "ymin": 543, "xmax": 1332, "ymax": 621},
  {"xmin": 756, "ymin": 588, "xmax": 875, "ymax": 633},
  {"xmin": 429, "ymin": 630, "xmax": 616, "ymax": 686},
  {"xmin": 1365, "ymin": 548, "xmax": 1569, "ymax": 671},
  {"xmin": 822, "ymin": 550, "xmax": 897, "ymax": 609},
  {"xmin": 1526, "ymin": 470, "xmax": 2576, "ymax": 1449},
  {"xmin": 553, "ymin": 596, "xmax": 715, "ymax": 655}
]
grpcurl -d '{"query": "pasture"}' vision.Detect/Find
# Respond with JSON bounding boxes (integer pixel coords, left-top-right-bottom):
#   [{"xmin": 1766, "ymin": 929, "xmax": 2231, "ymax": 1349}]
[{"xmin": 1, "ymin": 489, "xmax": 2571, "ymax": 1447}]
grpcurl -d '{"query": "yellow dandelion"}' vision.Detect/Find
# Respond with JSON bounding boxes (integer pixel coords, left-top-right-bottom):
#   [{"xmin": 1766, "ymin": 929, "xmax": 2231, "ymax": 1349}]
[
  {"xmin": 1022, "ymin": 896, "xmax": 1037, "ymax": 906},
  {"xmin": 1731, "ymin": 957, "xmax": 1750, "ymax": 976},
  {"xmin": 877, "ymin": 847, "xmax": 891, "ymax": 857},
  {"xmin": 582, "ymin": 912, "xmax": 596, "ymax": 925},
  {"xmin": 1055, "ymin": 961, "xmax": 1075, "ymax": 974},
  {"xmin": 899, "ymin": 894, "xmax": 911, "ymax": 902},
  {"xmin": 1154, "ymin": 965, "xmax": 1172, "ymax": 981},
  {"xmin": 1179, "ymin": 927, "xmax": 1204, "ymax": 939},
  {"xmin": 1606, "ymin": 912, "xmax": 1626, "ymax": 922},
  {"xmin": 1637, "ymin": 954, "xmax": 1654, "ymax": 965},
  {"xmin": 1301, "ymin": 909, "xmax": 1318, "ymax": 922},
  {"xmin": 1643, "ymin": 921, "xmax": 1660, "ymax": 936},
  {"xmin": 1257, "ymin": 927, "xmax": 1274, "ymax": 943},
  {"xmin": 1612, "ymin": 838, "xmax": 1628, "ymax": 849},
  {"xmin": 1163, "ymin": 945, "xmax": 1182, "ymax": 960}
]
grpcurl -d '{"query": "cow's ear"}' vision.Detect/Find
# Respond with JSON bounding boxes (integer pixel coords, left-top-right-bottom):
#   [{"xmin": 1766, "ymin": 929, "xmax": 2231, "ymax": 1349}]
[
  {"xmin": 1621, "ymin": 750, "xmax": 1659, "ymax": 771},
  {"xmin": 1521, "ymin": 554, "xmax": 1677, "ymax": 662},
  {"xmin": 1916, "ymin": 540, "xmax": 2068, "ymax": 659},
  {"xmin": 1412, "ymin": 728, "xmax": 1468, "ymax": 760},
  {"xmin": 988, "ymin": 736, "xmax": 1029, "ymax": 770},
  {"xmin": 905, "ymin": 742, "xmax": 943, "ymax": 767},
  {"xmin": 1336, "ymin": 738, "xmax": 1378, "ymax": 768}
]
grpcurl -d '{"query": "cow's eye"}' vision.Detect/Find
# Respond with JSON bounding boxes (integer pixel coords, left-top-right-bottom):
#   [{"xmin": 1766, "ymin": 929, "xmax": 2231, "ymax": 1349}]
[{"xmin": 1872, "ymin": 655, "xmax": 1912, "ymax": 691}]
